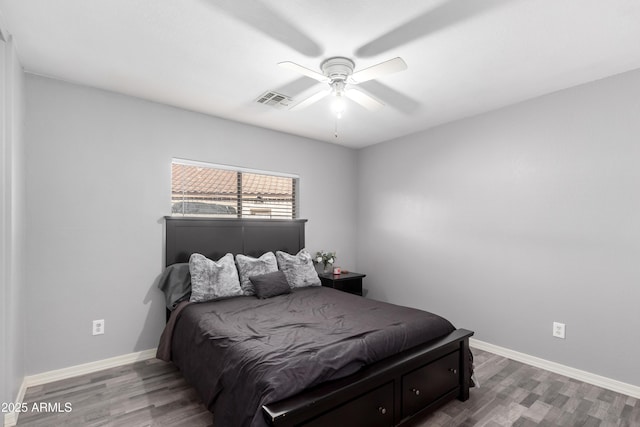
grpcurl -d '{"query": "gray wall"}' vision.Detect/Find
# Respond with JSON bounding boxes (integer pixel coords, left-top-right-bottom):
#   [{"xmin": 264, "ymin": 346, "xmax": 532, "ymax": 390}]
[
  {"xmin": 24, "ymin": 74, "xmax": 358, "ymax": 374},
  {"xmin": 1, "ymin": 34, "xmax": 26, "ymax": 408},
  {"xmin": 356, "ymin": 68, "xmax": 640, "ymax": 387}
]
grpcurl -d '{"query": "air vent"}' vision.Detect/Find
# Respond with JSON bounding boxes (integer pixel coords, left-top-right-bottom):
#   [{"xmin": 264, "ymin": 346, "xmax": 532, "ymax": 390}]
[{"xmin": 255, "ymin": 91, "xmax": 293, "ymax": 110}]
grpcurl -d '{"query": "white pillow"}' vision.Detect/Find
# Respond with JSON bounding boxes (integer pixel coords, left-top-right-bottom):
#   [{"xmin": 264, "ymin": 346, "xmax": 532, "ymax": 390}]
[
  {"xmin": 275, "ymin": 249, "xmax": 321, "ymax": 289},
  {"xmin": 189, "ymin": 253, "xmax": 243, "ymax": 302}
]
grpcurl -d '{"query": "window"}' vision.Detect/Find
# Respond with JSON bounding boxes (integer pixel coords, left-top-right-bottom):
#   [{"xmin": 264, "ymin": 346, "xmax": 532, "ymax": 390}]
[{"xmin": 171, "ymin": 159, "xmax": 298, "ymax": 219}]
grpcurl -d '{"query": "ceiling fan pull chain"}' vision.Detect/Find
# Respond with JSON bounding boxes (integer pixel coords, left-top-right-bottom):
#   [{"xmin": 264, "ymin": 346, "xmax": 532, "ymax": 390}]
[{"xmin": 334, "ymin": 116, "xmax": 339, "ymax": 139}]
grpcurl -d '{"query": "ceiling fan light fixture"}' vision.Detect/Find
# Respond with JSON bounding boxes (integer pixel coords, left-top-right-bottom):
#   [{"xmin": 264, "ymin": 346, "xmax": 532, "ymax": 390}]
[
  {"xmin": 330, "ymin": 80, "xmax": 346, "ymax": 118},
  {"xmin": 279, "ymin": 55, "xmax": 407, "ymax": 117},
  {"xmin": 332, "ymin": 94, "xmax": 346, "ymax": 118}
]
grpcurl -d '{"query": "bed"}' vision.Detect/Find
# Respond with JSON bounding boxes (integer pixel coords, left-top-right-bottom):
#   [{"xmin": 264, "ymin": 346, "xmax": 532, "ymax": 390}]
[{"xmin": 158, "ymin": 217, "xmax": 474, "ymax": 427}]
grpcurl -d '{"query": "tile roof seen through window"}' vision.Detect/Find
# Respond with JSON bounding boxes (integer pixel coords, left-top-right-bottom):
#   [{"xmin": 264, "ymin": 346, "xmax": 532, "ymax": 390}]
[{"xmin": 172, "ymin": 163, "xmax": 293, "ymax": 196}]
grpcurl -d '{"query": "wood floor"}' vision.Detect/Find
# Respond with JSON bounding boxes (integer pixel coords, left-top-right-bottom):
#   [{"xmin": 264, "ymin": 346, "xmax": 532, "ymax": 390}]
[{"xmin": 16, "ymin": 349, "xmax": 640, "ymax": 426}]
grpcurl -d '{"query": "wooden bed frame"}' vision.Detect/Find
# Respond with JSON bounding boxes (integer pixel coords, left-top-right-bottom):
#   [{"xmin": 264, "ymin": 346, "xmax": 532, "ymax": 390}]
[{"xmin": 165, "ymin": 217, "xmax": 474, "ymax": 427}]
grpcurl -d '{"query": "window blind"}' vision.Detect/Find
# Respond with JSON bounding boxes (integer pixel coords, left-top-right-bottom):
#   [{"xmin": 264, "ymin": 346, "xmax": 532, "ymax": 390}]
[{"xmin": 171, "ymin": 159, "xmax": 298, "ymax": 219}]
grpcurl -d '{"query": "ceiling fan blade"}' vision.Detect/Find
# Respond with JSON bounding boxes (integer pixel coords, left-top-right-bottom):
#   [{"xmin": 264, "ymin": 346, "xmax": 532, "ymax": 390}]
[
  {"xmin": 349, "ymin": 57, "xmax": 407, "ymax": 84},
  {"xmin": 290, "ymin": 89, "xmax": 331, "ymax": 111},
  {"xmin": 208, "ymin": 0, "xmax": 322, "ymax": 57},
  {"xmin": 358, "ymin": 81, "xmax": 420, "ymax": 114},
  {"xmin": 355, "ymin": 0, "xmax": 510, "ymax": 57},
  {"xmin": 345, "ymin": 89, "xmax": 384, "ymax": 111},
  {"xmin": 279, "ymin": 61, "xmax": 330, "ymax": 83}
]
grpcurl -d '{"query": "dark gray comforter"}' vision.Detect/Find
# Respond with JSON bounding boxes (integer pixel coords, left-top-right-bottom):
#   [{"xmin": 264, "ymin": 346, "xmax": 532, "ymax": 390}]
[{"xmin": 161, "ymin": 286, "xmax": 455, "ymax": 427}]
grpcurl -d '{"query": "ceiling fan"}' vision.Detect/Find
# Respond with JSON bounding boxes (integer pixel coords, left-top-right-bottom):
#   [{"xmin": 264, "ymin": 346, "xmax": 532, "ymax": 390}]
[{"xmin": 278, "ymin": 57, "xmax": 407, "ymax": 116}]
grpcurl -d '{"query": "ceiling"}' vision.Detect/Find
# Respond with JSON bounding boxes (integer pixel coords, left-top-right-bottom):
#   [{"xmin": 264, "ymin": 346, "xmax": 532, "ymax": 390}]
[{"xmin": 2, "ymin": 0, "xmax": 640, "ymax": 148}]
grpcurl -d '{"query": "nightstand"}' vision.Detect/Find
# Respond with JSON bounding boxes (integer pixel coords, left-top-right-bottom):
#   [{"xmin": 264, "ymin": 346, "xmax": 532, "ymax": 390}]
[{"xmin": 318, "ymin": 272, "xmax": 366, "ymax": 296}]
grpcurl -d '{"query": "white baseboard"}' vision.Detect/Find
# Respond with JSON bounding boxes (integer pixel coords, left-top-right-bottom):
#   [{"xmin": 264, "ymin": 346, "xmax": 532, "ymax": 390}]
[
  {"xmin": 3, "ymin": 379, "xmax": 28, "ymax": 427},
  {"xmin": 3, "ymin": 348, "xmax": 157, "ymax": 427},
  {"xmin": 22, "ymin": 348, "xmax": 157, "ymax": 388},
  {"xmin": 470, "ymin": 338, "xmax": 640, "ymax": 399}
]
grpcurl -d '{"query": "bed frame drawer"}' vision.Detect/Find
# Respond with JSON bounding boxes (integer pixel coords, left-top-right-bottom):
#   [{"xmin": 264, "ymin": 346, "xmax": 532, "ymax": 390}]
[
  {"xmin": 263, "ymin": 329, "xmax": 473, "ymax": 427},
  {"xmin": 401, "ymin": 350, "xmax": 460, "ymax": 418},
  {"xmin": 302, "ymin": 382, "xmax": 394, "ymax": 427}
]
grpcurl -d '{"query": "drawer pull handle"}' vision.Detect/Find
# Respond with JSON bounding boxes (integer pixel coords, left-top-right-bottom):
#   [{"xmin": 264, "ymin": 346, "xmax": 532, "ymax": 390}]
[
  {"xmin": 378, "ymin": 406, "xmax": 387, "ymax": 415},
  {"xmin": 449, "ymin": 368, "xmax": 458, "ymax": 374},
  {"xmin": 411, "ymin": 388, "xmax": 421, "ymax": 396}
]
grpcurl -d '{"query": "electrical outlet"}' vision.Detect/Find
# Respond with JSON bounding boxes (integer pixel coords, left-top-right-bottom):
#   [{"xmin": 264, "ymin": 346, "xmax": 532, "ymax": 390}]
[
  {"xmin": 552, "ymin": 322, "xmax": 565, "ymax": 339},
  {"xmin": 92, "ymin": 319, "xmax": 105, "ymax": 336}
]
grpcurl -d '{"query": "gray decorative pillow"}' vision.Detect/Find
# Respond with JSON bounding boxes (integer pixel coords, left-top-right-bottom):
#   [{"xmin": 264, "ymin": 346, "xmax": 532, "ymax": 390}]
[
  {"xmin": 236, "ymin": 252, "xmax": 278, "ymax": 295},
  {"xmin": 157, "ymin": 263, "xmax": 191, "ymax": 310},
  {"xmin": 249, "ymin": 271, "xmax": 291, "ymax": 299},
  {"xmin": 276, "ymin": 249, "xmax": 321, "ymax": 289},
  {"xmin": 189, "ymin": 253, "xmax": 243, "ymax": 302}
]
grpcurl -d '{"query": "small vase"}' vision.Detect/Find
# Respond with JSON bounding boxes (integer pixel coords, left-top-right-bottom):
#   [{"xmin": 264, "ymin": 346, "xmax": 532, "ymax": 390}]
[{"xmin": 323, "ymin": 263, "xmax": 332, "ymax": 273}]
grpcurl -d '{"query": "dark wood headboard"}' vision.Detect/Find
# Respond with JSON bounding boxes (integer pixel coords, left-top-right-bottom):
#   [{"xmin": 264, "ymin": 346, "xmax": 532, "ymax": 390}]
[{"xmin": 165, "ymin": 217, "xmax": 307, "ymax": 266}]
